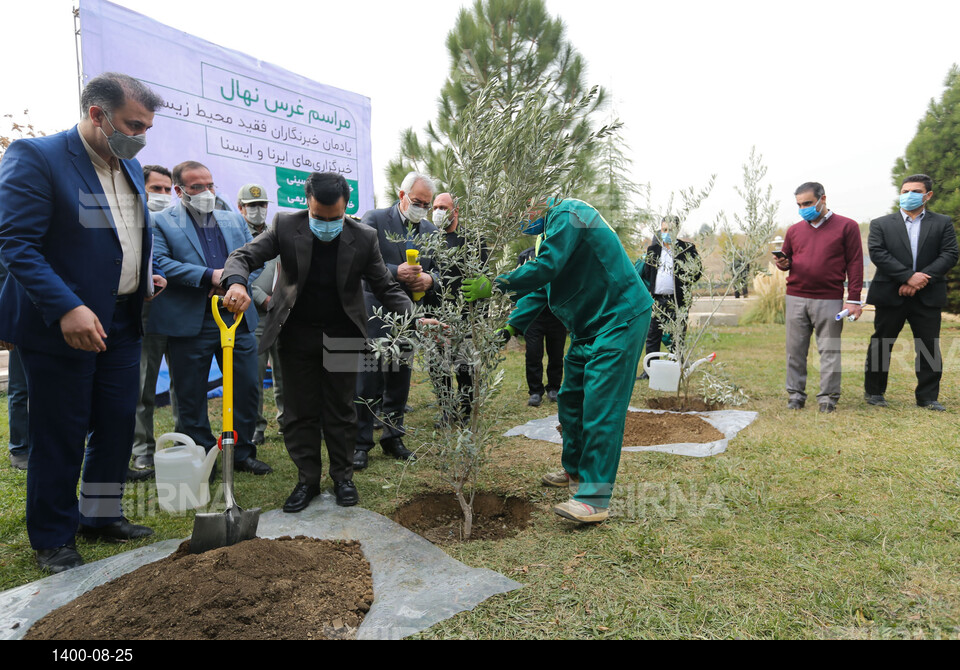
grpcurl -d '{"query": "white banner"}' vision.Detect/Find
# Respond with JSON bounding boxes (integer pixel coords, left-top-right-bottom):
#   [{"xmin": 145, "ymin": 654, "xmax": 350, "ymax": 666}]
[{"xmin": 79, "ymin": 0, "xmax": 373, "ymax": 215}]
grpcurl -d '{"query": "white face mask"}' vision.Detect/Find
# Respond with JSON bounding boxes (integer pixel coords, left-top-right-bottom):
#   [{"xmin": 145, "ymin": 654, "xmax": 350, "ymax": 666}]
[
  {"xmin": 245, "ymin": 204, "xmax": 268, "ymax": 226},
  {"xmin": 147, "ymin": 193, "xmax": 171, "ymax": 212},
  {"xmin": 183, "ymin": 189, "xmax": 216, "ymax": 214},
  {"xmin": 432, "ymin": 209, "xmax": 449, "ymax": 227},
  {"xmin": 403, "ymin": 195, "xmax": 428, "ymax": 224}
]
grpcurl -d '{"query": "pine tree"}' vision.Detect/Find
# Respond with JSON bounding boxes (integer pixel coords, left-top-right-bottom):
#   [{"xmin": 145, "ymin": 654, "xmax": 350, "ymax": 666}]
[
  {"xmin": 588, "ymin": 123, "xmax": 646, "ymax": 259},
  {"xmin": 892, "ymin": 64, "xmax": 960, "ymax": 312},
  {"xmin": 385, "ymin": 0, "xmax": 606, "ymax": 201}
]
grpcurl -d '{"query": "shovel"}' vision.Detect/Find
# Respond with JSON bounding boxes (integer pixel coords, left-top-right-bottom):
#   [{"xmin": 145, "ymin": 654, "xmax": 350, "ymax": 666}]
[{"xmin": 189, "ymin": 296, "xmax": 261, "ymax": 554}]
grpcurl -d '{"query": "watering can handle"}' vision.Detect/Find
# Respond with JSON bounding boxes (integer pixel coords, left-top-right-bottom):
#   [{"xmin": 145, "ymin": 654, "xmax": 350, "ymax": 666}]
[
  {"xmin": 643, "ymin": 352, "xmax": 673, "ymax": 374},
  {"xmin": 156, "ymin": 433, "xmax": 199, "ymax": 453}
]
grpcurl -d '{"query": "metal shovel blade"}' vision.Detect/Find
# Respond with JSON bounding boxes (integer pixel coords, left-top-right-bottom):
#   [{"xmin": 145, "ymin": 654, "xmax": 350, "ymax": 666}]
[
  {"xmin": 189, "ymin": 504, "xmax": 261, "ymax": 555},
  {"xmin": 188, "ymin": 432, "xmax": 260, "ymax": 554}
]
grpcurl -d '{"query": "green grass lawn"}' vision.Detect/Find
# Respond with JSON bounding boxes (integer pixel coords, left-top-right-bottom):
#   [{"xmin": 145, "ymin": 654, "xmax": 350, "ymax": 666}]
[{"xmin": 2, "ymin": 321, "xmax": 959, "ymax": 639}]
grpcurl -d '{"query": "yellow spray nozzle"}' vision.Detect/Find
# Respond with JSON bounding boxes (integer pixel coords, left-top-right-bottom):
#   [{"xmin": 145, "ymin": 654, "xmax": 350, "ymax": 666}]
[{"xmin": 406, "ymin": 249, "xmax": 425, "ymax": 302}]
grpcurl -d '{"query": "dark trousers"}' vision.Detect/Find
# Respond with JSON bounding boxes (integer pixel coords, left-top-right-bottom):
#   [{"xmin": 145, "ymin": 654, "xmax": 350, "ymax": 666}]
[
  {"xmin": 133, "ymin": 300, "xmax": 176, "ymax": 458},
  {"xmin": 6, "ymin": 346, "xmax": 28, "ymax": 457},
  {"xmin": 255, "ymin": 332, "xmax": 285, "ymax": 434},
  {"xmin": 278, "ymin": 322, "xmax": 357, "ymax": 485},
  {"xmin": 645, "ymin": 294, "xmax": 686, "ymax": 355},
  {"xmin": 19, "ymin": 299, "xmax": 140, "ymax": 550},
  {"xmin": 166, "ymin": 314, "xmax": 259, "ymax": 462},
  {"xmin": 132, "ymin": 332, "xmax": 176, "ymax": 458},
  {"xmin": 355, "ymin": 292, "xmax": 412, "ymax": 453},
  {"xmin": 525, "ymin": 310, "xmax": 566, "ymax": 396},
  {"xmin": 432, "ymin": 347, "xmax": 475, "ymax": 420},
  {"xmin": 865, "ymin": 301, "xmax": 944, "ymax": 402}
]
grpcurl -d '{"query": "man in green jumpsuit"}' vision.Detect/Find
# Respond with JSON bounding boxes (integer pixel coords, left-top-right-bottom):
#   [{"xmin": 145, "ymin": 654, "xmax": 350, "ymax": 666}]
[{"xmin": 464, "ymin": 198, "xmax": 652, "ymax": 523}]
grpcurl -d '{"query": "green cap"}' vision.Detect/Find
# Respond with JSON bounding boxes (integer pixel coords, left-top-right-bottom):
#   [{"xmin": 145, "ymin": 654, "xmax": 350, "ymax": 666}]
[{"xmin": 237, "ymin": 184, "xmax": 269, "ymax": 205}]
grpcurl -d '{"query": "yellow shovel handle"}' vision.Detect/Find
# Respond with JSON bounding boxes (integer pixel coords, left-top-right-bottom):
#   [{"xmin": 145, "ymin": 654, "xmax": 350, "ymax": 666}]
[{"xmin": 211, "ymin": 296, "xmax": 244, "ymax": 434}]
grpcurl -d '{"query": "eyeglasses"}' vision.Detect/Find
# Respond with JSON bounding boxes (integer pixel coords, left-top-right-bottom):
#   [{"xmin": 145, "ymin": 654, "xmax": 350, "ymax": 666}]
[
  {"xmin": 406, "ymin": 194, "xmax": 431, "ymax": 209},
  {"xmin": 182, "ymin": 183, "xmax": 216, "ymax": 194}
]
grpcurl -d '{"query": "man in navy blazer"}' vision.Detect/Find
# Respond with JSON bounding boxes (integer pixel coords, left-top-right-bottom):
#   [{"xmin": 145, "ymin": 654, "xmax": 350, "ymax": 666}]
[
  {"xmin": 148, "ymin": 161, "xmax": 272, "ymax": 475},
  {"xmin": 0, "ymin": 73, "xmax": 165, "ymax": 573},
  {"xmin": 353, "ymin": 171, "xmax": 441, "ymax": 470},
  {"xmin": 864, "ymin": 173, "xmax": 959, "ymax": 410}
]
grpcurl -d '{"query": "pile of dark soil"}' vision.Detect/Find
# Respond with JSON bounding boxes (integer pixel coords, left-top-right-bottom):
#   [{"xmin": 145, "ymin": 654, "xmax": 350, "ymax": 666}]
[
  {"xmin": 647, "ymin": 397, "xmax": 723, "ymax": 412},
  {"xmin": 394, "ymin": 493, "xmax": 534, "ymax": 544},
  {"xmin": 26, "ymin": 536, "xmax": 373, "ymax": 640},
  {"xmin": 623, "ymin": 411, "xmax": 725, "ymax": 446}
]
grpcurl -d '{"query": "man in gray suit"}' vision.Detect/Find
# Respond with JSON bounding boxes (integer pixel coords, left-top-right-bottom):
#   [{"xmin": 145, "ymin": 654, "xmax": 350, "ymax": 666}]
[
  {"xmin": 222, "ymin": 172, "xmax": 412, "ymax": 512},
  {"xmin": 353, "ymin": 171, "xmax": 441, "ymax": 470},
  {"xmin": 864, "ymin": 173, "xmax": 959, "ymax": 411}
]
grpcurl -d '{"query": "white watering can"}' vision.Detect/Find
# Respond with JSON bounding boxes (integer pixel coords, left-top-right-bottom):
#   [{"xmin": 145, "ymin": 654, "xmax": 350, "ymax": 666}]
[
  {"xmin": 643, "ymin": 352, "xmax": 718, "ymax": 393},
  {"xmin": 154, "ymin": 433, "xmax": 219, "ymax": 513},
  {"xmin": 643, "ymin": 352, "xmax": 682, "ymax": 392}
]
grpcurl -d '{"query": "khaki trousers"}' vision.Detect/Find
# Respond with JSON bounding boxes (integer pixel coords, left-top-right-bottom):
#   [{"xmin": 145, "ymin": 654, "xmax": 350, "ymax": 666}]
[{"xmin": 785, "ymin": 295, "xmax": 844, "ymax": 407}]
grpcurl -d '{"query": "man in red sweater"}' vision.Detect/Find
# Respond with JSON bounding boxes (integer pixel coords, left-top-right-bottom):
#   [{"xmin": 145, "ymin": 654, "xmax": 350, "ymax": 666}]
[{"xmin": 775, "ymin": 182, "xmax": 864, "ymax": 412}]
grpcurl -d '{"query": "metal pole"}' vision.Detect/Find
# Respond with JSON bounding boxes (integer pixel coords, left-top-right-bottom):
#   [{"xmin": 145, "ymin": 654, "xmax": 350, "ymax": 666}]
[{"xmin": 73, "ymin": 5, "xmax": 83, "ymax": 116}]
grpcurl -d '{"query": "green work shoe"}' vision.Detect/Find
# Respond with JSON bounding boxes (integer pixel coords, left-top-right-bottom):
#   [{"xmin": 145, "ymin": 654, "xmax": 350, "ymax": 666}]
[
  {"xmin": 553, "ymin": 499, "xmax": 609, "ymax": 524},
  {"xmin": 541, "ymin": 470, "xmax": 579, "ymax": 495}
]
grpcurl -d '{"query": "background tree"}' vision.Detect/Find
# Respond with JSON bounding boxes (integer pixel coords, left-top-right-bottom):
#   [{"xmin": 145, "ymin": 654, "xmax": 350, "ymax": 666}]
[
  {"xmin": 587, "ymin": 122, "xmax": 647, "ymax": 259},
  {"xmin": 0, "ymin": 111, "xmax": 49, "ymax": 160},
  {"xmin": 385, "ymin": 0, "xmax": 607, "ymax": 202},
  {"xmin": 892, "ymin": 64, "xmax": 960, "ymax": 313}
]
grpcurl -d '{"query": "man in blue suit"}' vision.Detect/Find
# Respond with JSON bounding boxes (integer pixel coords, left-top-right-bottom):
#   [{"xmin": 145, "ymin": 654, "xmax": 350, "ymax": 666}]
[
  {"xmin": 148, "ymin": 161, "xmax": 272, "ymax": 476},
  {"xmin": 0, "ymin": 72, "xmax": 166, "ymax": 573}
]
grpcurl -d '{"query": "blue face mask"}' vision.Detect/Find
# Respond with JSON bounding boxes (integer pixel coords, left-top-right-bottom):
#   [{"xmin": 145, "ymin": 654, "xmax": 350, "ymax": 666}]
[
  {"xmin": 309, "ymin": 217, "xmax": 343, "ymax": 242},
  {"xmin": 900, "ymin": 192, "xmax": 926, "ymax": 212},
  {"xmin": 661, "ymin": 232, "xmax": 673, "ymax": 245},
  {"xmin": 799, "ymin": 197, "xmax": 823, "ymax": 222},
  {"xmin": 521, "ymin": 216, "xmax": 545, "ymax": 236}
]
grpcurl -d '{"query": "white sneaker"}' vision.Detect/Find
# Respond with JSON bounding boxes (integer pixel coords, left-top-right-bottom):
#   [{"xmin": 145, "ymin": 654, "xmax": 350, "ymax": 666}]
[
  {"xmin": 541, "ymin": 470, "xmax": 579, "ymax": 495},
  {"xmin": 553, "ymin": 499, "xmax": 609, "ymax": 524}
]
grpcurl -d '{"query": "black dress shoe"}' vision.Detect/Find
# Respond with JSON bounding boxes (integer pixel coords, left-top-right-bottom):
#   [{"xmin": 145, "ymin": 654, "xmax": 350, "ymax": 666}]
[
  {"xmin": 637, "ymin": 372, "xmax": 649, "ymax": 381},
  {"xmin": 133, "ymin": 454, "xmax": 154, "ymax": 470},
  {"xmin": 334, "ymin": 479, "xmax": 359, "ymax": 507},
  {"xmin": 381, "ymin": 438, "xmax": 416, "ymax": 461},
  {"xmin": 283, "ymin": 482, "xmax": 321, "ymax": 513},
  {"xmin": 78, "ymin": 518, "xmax": 154, "ymax": 543},
  {"xmin": 528, "ymin": 393, "xmax": 542, "ymax": 407},
  {"xmin": 918, "ymin": 400, "xmax": 946, "ymax": 412},
  {"xmin": 253, "ymin": 430, "xmax": 266, "ymax": 446},
  {"xmin": 9, "ymin": 451, "xmax": 29, "ymax": 470},
  {"xmin": 546, "ymin": 390, "xmax": 559, "ymax": 403},
  {"xmin": 787, "ymin": 399, "xmax": 805, "ymax": 410},
  {"xmin": 126, "ymin": 467, "xmax": 155, "ymax": 482},
  {"xmin": 234, "ymin": 457, "xmax": 273, "ymax": 475},
  {"xmin": 819, "ymin": 403, "xmax": 836, "ymax": 414},
  {"xmin": 353, "ymin": 450, "xmax": 369, "ymax": 470},
  {"xmin": 36, "ymin": 544, "xmax": 84, "ymax": 573},
  {"xmin": 864, "ymin": 394, "xmax": 888, "ymax": 407}
]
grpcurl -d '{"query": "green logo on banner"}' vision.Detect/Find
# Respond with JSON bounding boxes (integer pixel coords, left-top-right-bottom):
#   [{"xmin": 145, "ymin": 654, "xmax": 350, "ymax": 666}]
[{"xmin": 275, "ymin": 168, "xmax": 358, "ymax": 214}]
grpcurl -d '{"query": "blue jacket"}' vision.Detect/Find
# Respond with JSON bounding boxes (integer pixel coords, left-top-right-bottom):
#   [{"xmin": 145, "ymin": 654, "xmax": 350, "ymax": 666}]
[
  {"xmin": 147, "ymin": 203, "xmax": 259, "ymax": 337},
  {"xmin": 0, "ymin": 126, "xmax": 158, "ymax": 357}
]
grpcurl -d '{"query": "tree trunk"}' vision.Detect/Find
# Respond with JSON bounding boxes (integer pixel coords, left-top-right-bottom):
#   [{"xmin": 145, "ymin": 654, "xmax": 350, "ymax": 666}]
[{"xmin": 454, "ymin": 483, "xmax": 473, "ymax": 541}]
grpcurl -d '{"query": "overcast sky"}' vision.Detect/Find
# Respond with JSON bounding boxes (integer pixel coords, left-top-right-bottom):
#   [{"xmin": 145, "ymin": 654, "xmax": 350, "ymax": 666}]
[{"xmin": 3, "ymin": 0, "xmax": 960, "ymax": 232}]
